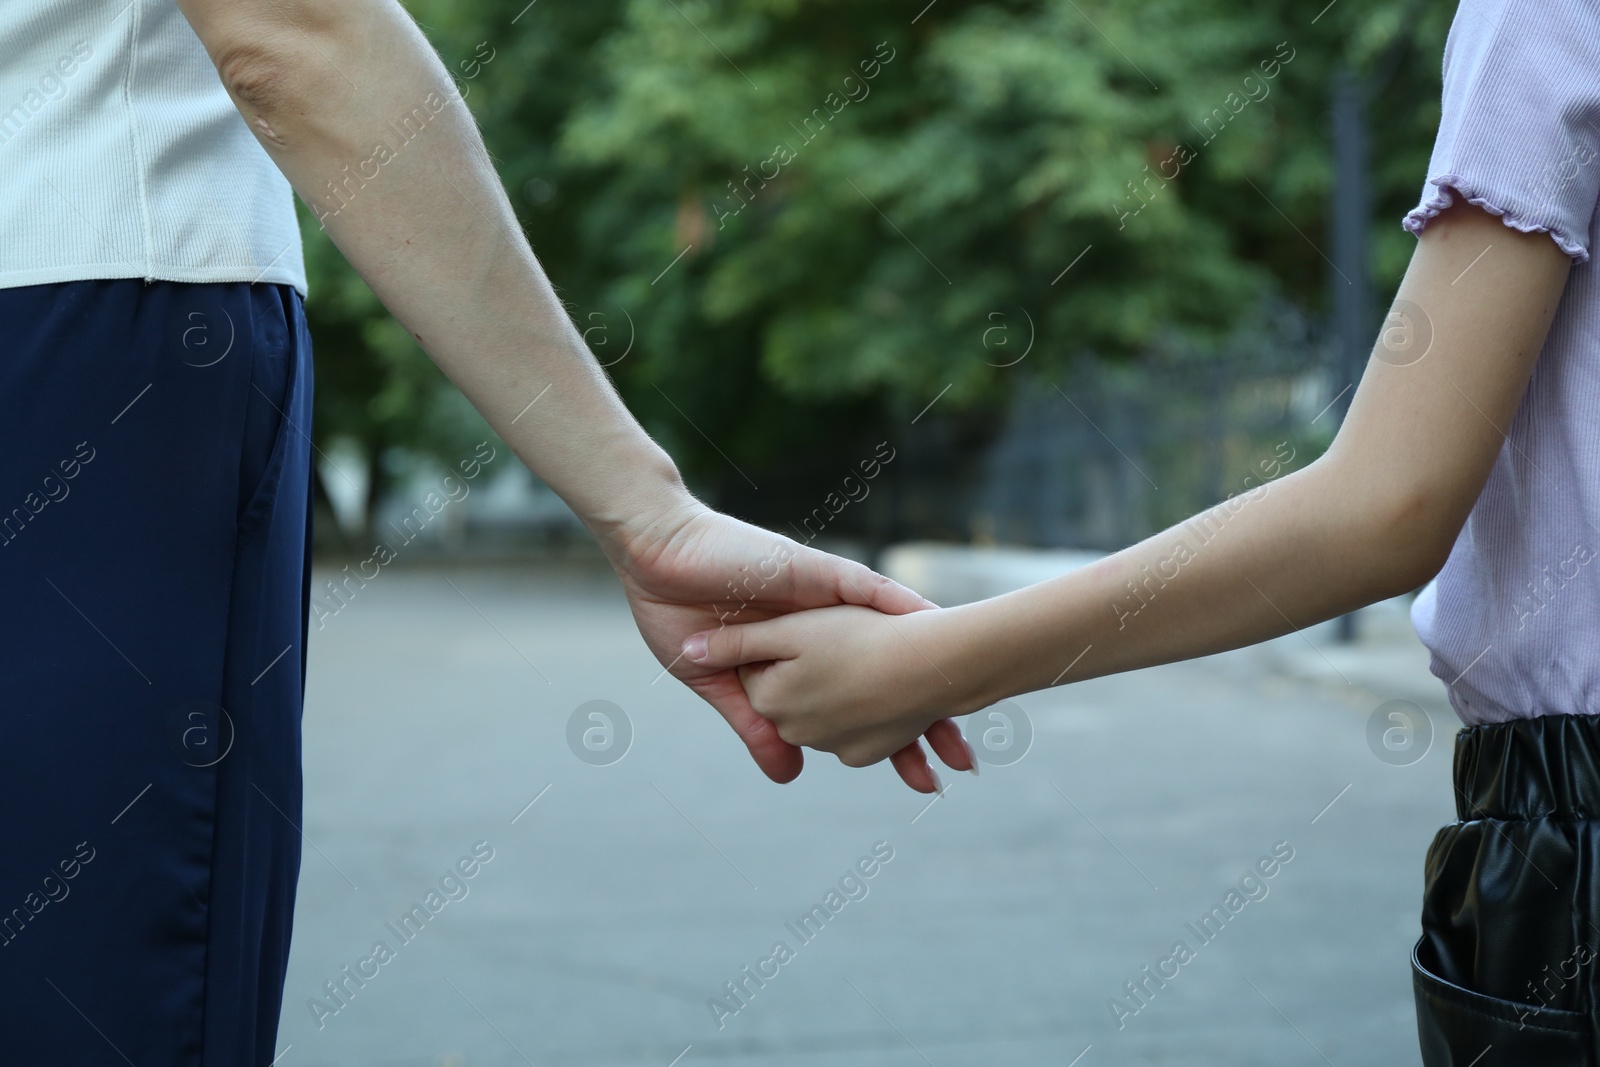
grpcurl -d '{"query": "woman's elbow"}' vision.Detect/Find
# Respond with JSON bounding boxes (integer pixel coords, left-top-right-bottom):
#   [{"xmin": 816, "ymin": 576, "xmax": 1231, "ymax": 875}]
[
  {"xmin": 194, "ymin": 6, "xmax": 347, "ymax": 140},
  {"xmin": 214, "ymin": 39, "xmax": 298, "ymax": 127}
]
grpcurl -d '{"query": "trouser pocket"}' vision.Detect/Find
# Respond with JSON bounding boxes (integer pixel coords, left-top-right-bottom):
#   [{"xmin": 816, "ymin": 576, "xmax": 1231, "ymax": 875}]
[
  {"xmin": 1414, "ymin": 934, "xmax": 1594, "ymax": 1065},
  {"xmin": 230, "ymin": 283, "xmax": 314, "ymax": 546}
]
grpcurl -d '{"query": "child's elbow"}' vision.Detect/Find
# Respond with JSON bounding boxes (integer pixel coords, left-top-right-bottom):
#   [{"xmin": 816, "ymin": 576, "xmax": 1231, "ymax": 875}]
[{"xmin": 1371, "ymin": 482, "xmax": 1466, "ymax": 596}]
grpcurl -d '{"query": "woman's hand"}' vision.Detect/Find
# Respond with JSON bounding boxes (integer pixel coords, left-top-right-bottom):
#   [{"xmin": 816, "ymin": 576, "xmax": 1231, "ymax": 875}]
[
  {"xmin": 681, "ymin": 602, "xmax": 988, "ymax": 774},
  {"xmin": 603, "ymin": 494, "xmax": 975, "ymax": 792}
]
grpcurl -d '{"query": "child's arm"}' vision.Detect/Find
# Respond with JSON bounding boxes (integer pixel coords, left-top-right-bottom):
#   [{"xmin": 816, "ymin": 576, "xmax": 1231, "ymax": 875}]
[{"xmin": 681, "ymin": 201, "xmax": 1573, "ymax": 768}]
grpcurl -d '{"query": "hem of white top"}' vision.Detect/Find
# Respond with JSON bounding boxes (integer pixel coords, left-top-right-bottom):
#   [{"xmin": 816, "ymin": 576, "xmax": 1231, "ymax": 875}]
[{"xmin": 0, "ymin": 262, "xmax": 309, "ymax": 299}]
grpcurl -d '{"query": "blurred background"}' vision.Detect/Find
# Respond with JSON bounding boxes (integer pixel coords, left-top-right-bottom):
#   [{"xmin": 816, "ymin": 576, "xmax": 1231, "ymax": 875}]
[
  {"xmin": 302, "ymin": 0, "xmax": 1448, "ymax": 554},
  {"xmin": 281, "ymin": 0, "xmax": 1461, "ymax": 1064}
]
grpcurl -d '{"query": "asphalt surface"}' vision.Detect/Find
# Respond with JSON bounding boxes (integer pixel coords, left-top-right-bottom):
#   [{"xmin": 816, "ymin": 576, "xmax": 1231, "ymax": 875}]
[{"xmin": 273, "ymin": 559, "xmax": 1457, "ymax": 1067}]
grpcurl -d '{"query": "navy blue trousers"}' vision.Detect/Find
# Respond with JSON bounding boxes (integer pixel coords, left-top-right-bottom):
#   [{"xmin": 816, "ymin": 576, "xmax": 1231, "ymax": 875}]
[{"xmin": 0, "ymin": 280, "xmax": 313, "ymax": 1064}]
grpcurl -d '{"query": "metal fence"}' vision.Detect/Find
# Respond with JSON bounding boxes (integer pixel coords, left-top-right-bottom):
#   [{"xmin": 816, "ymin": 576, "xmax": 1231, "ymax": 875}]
[{"xmin": 884, "ymin": 306, "xmax": 1343, "ymax": 552}]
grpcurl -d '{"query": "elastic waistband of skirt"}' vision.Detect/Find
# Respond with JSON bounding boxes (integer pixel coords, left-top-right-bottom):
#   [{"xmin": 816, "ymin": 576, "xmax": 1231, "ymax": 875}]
[{"xmin": 1455, "ymin": 713, "xmax": 1600, "ymax": 821}]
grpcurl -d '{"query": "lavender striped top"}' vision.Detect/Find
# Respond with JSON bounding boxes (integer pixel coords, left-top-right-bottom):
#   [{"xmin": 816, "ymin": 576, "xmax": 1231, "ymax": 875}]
[{"xmin": 1405, "ymin": 0, "xmax": 1600, "ymax": 724}]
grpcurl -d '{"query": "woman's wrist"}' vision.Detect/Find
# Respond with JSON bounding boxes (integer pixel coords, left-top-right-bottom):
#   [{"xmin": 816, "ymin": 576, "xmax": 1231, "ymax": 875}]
[{"xmin": 578, "ymin": 449, "xmax": 699, "ymax": 571}]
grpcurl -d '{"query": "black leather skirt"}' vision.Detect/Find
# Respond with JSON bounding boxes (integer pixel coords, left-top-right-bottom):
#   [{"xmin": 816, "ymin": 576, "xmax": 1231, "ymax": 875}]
[{"xmin": 1416, "ymin": 714, "xmax": 1600, "ymax": 1065}]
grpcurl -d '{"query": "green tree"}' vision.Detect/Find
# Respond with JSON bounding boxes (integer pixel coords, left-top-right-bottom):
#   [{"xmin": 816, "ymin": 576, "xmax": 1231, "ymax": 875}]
[{"xmin": 304, "ymin": 0, "xmax": 1451, "ymax": 532}]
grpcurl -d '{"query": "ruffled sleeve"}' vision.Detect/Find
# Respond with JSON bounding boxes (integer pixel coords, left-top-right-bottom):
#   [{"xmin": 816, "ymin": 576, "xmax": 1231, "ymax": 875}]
[{"xmin": 1403, "ymin": 0, "xmax": 1600, "ymax": 263}]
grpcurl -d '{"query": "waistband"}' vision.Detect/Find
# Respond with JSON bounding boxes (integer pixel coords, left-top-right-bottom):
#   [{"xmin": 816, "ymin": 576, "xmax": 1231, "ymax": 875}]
[{"xmin": 1454, "ymin": 713, "xmax": 1600, "ymax": 821}]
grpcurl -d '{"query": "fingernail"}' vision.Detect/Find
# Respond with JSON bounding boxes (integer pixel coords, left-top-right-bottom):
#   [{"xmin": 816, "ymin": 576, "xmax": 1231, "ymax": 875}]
[
  {"xmin": 962, "ymin": 735, "xmax": 981, "ymax": 776},
  {"xmin": 921, "ymin": 596, "xmax": 940, "ymax": 609},
  {"xmin": 929, "ymin": 768, "xmax": 944, "ymax": 794},
  {"xmin": 683, "ymin": 634, "xmax": 709, "ymax": 662}
]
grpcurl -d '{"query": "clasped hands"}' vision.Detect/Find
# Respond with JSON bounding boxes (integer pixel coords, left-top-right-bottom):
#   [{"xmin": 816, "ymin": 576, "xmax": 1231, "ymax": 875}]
[{"xmin": 603, "ymin": 495, "xmax": 980, "ymax": 793}]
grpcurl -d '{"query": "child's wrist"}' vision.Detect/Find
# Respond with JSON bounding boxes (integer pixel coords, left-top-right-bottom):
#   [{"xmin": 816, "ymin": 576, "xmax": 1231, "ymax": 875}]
[{"xmin": 928, "ymin": 601, "xmax": 1023, "ymax": 714}]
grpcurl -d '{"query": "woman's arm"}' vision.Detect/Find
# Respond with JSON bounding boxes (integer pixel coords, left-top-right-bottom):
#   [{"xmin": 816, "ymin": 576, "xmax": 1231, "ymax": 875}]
[
  {"xmin": 690, "ymin": 202, "xmax": 1573, "ymax": 767},
  {"xmin": 171, "ymin": 0, "xmax": 973, "ymax": 790},
  {"xmin": 175, "ymin": 0, "xmax": 672, "ymax": 539}
]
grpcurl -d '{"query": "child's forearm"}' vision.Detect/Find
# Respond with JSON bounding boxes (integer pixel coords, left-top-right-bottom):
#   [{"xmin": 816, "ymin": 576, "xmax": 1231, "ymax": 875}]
[
  {"xmin": 945, "ymin": 455, "xmax": 1445, "ymax": 707},
  {"xmin": 695, "ymin": 446, "xmax": 1460, "ymax": 768}
]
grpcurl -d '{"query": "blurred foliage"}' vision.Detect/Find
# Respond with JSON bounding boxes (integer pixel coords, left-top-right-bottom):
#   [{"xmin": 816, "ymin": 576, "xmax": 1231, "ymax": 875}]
[{"xmin": 302, "ymin": 0, "xmax": 1452, "ymax": 513}]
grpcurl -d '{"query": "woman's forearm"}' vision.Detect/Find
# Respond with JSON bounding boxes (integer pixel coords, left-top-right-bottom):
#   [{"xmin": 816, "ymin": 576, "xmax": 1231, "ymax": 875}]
[{"xmin": 177, "ymin": 0, "xmax": 689, "ymax": 545}]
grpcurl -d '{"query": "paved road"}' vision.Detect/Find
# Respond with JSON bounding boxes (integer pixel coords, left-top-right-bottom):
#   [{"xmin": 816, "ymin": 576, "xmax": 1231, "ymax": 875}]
[{"xmin": 275, "ymin": 560, "xmax": 1457, "ymax": 1067}]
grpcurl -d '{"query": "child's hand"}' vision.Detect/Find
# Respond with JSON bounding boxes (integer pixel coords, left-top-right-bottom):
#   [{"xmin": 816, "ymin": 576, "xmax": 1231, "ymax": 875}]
[{"xmin": 682, "ymin": 604, "xmax": 982, "ymax": 780}]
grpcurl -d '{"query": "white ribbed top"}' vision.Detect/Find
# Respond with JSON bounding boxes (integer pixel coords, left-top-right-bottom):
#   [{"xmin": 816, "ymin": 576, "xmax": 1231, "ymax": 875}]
[
  {"xmin": 0, "ymin": 0, "xmax": 306, "ymax": 295},
  {"xmin": 1406, "ymin": 0, "xmax": 1600, "ymax": 724}
]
